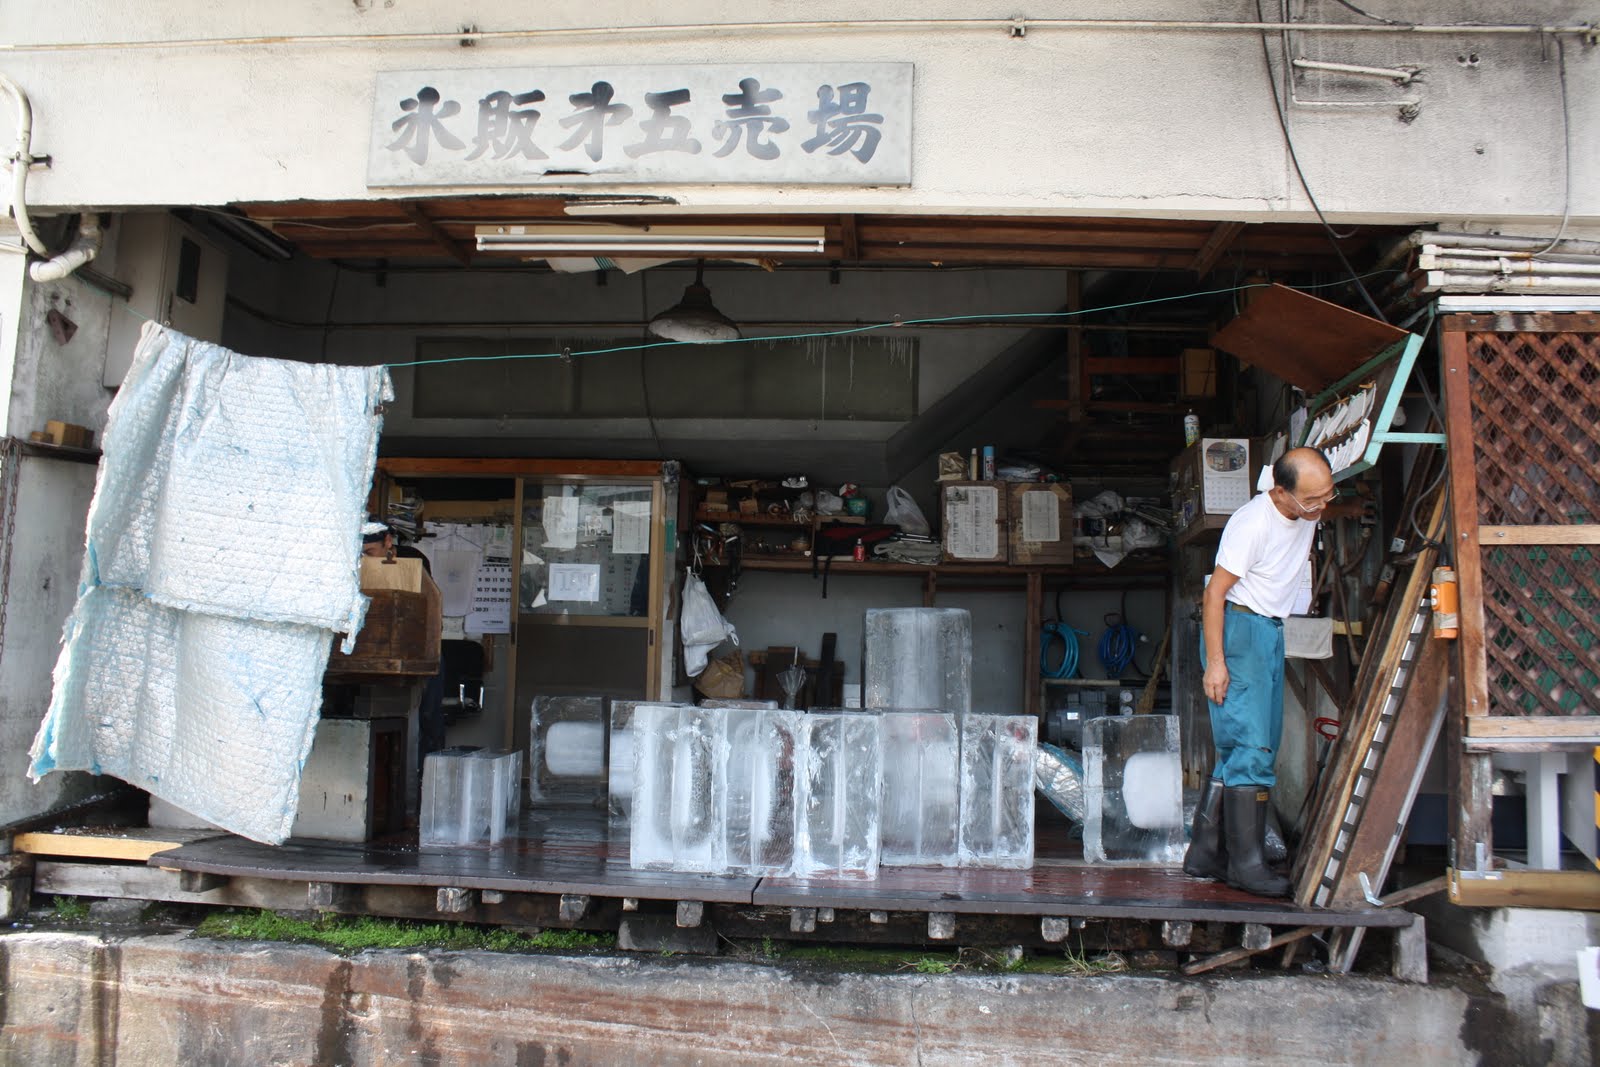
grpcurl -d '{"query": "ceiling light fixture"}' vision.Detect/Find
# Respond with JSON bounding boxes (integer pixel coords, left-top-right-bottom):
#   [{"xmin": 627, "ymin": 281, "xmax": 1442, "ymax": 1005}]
[
  {"xmin": 474, "ymin": 223, "xmax": 827, "ymax": 258},
  {"xmin": 647, "ymin": 260, "xmax": 740, "ymax": 344}
]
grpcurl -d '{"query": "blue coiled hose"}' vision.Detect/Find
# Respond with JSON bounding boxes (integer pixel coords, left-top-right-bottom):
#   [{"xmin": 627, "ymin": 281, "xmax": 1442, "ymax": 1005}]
[
  {"xmin": 1097, "ymin": 618, "xmax": 1141, "ymax": 678},
  {"xmin": 1040, "ymin": 621, "xmax": 1087, "ymax": 679}
]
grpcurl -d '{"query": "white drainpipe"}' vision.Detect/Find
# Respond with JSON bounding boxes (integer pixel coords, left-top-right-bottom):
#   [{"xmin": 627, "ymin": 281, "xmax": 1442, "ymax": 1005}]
[{"xmin": 0, "ymin": 70, "xmax": 100, "ymax": 282}]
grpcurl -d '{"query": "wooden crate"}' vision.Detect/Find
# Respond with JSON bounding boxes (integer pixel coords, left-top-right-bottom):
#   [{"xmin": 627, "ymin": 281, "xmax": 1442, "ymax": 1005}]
[
  {"xmin": 1008, "ymin": 482, "xmax": 1074, "ymax": 565},
  {"xmin": 940, "ymin": 481, "xmax": 1009, "ymax": 563},
  {"xmin": 328, "ymin": 562, "xmax": 443, "ymax": 678}
]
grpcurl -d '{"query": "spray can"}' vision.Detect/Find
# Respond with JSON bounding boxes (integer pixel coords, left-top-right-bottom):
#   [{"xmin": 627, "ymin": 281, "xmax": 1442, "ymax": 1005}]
[
  {"xmin": 1184, "ymin": 410, "xmax": 1200, "ymax": 447},
  {"xmin": 981, "ymin": 445, "xmax": 996, "ymax": 480},
  {"xmin": 1430, "ymin": 566, "xmax": 1459, "ymax": 638}
]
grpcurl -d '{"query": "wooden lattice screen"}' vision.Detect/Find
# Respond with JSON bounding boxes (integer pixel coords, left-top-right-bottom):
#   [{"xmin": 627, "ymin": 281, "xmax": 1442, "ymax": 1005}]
[{"xmin": 1443, "ymin": 313, "xmax": 1600, "ymax": 744}]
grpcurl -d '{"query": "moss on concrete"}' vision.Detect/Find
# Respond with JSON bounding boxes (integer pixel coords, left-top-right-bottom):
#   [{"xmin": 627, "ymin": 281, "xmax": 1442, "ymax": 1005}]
[{"xmin": 193, "ymin": 909, "xmax": 615, "ymax": 955}]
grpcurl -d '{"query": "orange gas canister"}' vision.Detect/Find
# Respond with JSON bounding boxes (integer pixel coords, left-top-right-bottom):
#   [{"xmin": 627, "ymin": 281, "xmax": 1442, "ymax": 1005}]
[{"xmin": 1430, "ymin": 566, "xmax": 1459, "ymax": 639}]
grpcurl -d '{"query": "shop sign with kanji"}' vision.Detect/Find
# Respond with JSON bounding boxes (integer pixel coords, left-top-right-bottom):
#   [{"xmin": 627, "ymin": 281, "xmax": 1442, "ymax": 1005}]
[{"xmin": 368, "ymin": 64, "xmax": 913, "ymax": 186}]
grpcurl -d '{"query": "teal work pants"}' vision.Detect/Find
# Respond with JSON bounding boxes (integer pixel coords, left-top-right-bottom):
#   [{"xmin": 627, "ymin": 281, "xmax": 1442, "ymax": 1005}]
[{"xmin": 1200, "ymin": 609, "xmax": 1285, "ymax": 788}]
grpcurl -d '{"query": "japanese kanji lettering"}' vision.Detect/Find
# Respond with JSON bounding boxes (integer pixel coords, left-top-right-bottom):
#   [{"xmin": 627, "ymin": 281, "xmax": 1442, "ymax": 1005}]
[
  {"xmin": 559, "ymin": 81, "xmax": 634, "ymax": 162},
  {"xmin": 388, "ymin": 87, "xmax": 465, "ymax": 166},
  {"xmin": 467, "ymin": 89, "xmax": 548, "ymax": 161},
  {"xmin": 625, "ymin": 88, "xmax": 702, "ymax": 158},
  {"xmin": 801, "ymin": 82, "xmax": 883, "ymax": 164},
  {"xmin": 713, "ymin": 78, "xmax": 789, "ymax": 160}
]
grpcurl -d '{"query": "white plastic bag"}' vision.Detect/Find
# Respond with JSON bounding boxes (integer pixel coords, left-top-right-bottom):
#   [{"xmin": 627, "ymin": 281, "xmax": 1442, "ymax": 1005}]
[
  {"xmin": 681, "ymin": 571, "xmax": 737, "ymax": 677},
  {"xmin": 884, "ymin": 486, "xmax": 930, "ymax": 536}
]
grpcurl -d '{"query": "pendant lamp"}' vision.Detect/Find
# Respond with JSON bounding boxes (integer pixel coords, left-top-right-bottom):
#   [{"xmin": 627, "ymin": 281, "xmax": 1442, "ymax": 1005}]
[{"xmin": 647, "ymin": 261, "xmax": 740, "ymax": 344}]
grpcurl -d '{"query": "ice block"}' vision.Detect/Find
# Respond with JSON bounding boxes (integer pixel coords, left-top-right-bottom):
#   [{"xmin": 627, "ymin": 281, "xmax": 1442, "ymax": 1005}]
[
  {"xmin": 795, "ymin": 712, "xmax": 884, "ymax": 879},
  {"xmin": 958, "ymin": 715, "xmax": 1037, "ymax": 869},
  {"xmin": 723, "ymin": 708, "xmax": 802, "ymax": 875},
  {"xmin": 877, "ymin": 711, "xmax": 960, "ymax": 867},
  {"xmin": 608, "ymin": 701, "xmax": 682, "ymax": 835},
  {"xmin": 420, "ymin": 748, "xmax": 522, "ymax": 847},
  {"xmin": 628, "ymin": 704, "xmax": 681, "ymax": 870},
  {"xmin": 529, "ymin": 695, "xmax": 607, "ymax": 804},
  {"xmin": 1083, "ymin": 714, "xmax": 1185, "ymax": 864},
  {"xmin": 863, "ymin": 608, "xmax": 972, "ymax": 716},
  {"xmin": 669, "ymin": 706, "xmax": 729, "ymax": 873}
]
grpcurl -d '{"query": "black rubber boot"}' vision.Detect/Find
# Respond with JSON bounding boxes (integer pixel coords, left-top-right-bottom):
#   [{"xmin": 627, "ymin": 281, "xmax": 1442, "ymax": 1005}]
[
  {"xmin": 1222, "ymin": 786, "xmax": 1291, "ymax": 898},
  {"xmin": 1182, "ymin": 777, "xmax": 1228, "ymax": 880}
]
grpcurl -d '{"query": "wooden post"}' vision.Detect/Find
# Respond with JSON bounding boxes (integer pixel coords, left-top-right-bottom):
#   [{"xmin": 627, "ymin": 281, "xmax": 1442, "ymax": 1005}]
[{"xmin": 1024, "ymin": 571, "xmax": 1043, "ymax": 719}]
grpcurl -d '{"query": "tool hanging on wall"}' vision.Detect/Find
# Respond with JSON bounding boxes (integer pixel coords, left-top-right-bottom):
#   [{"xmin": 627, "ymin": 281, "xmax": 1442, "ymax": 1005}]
[{"xmin": 1429, "ymin": 566, "xmax": 1459, "ymax": 639}]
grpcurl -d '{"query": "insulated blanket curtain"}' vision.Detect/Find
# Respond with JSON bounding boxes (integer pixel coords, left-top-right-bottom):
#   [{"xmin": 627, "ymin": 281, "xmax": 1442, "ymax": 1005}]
[{"xmin": 29, "ymin": 323, "xmax": 393, "ymax": 843}]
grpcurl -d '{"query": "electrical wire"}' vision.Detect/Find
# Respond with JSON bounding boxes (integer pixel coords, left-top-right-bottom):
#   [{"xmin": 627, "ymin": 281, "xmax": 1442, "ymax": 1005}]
[
  {"xmin": 375, "ymin": 272, "xmax": 1399, "ymax": 370},
  {"xmin": 1040, "ymin": 621, "xmax": 1086, "ymax": 679},
  {"xmin": 1256, "ymin": 0, "xmax": 1388, "ymax": 321},
  {"xmin": 1529, "ymin": 36, "xmax": 1572, "ymax": 258},
  {"xmin": 1327, "ymin": 0, "xmax": 1408, "ymax": 27}
]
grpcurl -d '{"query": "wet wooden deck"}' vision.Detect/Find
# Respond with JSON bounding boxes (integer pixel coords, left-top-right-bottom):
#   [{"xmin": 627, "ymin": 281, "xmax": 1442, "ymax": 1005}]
[{"xmin": 148, "ymin": 808, "xmax": 1408, "ymax": 928}]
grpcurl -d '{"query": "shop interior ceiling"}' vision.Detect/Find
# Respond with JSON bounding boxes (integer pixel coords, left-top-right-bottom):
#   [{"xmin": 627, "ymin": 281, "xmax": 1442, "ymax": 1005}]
[{"xmin": 231, "ymin": 199, "xmax": 1411, "ymax": 479}]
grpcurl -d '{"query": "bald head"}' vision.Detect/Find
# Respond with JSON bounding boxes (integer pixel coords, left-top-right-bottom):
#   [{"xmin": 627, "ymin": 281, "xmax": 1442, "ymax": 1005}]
[{"xmin": 1273, "ymin": 447, "xmax": 1334, "ymax": 495}]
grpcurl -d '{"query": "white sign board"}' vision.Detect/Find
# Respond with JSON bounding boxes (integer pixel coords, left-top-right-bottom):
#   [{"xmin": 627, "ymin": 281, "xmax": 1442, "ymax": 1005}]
[{"xmin": 369, "ymin": 64, "xmax": 913, "ymax": 186}]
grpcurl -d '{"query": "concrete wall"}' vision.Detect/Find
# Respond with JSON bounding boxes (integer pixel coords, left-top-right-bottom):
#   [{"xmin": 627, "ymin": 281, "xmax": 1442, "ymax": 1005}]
[
  {"xmin": 0, "ymin": 931, "xmax": 1528, "ymax": 1066},
  {"xmin": 0, "ymin": 2, "xmax": 1594, "ymax": 227},
  {"xmin": 0, "ymin": 454, "xmax": 100, "ymax": 824}
]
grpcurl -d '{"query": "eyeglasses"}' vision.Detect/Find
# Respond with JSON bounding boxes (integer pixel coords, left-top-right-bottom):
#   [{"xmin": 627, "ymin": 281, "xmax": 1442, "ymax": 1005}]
[{"xmin": 1287, "ymin": 490, "xmax": 1334, "ymax": 515}]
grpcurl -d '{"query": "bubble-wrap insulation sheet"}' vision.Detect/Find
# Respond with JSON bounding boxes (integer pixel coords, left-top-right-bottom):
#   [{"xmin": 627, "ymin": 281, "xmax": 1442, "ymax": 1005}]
[
  {"xmin": 91, "ymin": 325, "xmax": 393, "ymax": 634},
  {"xmin": 29, "ymin": 323, "xmax": 391, "ymax": 844}
]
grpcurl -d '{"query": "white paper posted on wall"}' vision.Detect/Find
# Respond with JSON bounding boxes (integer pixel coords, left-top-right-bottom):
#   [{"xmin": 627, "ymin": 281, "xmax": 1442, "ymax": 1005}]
[
  {"xmin": 945, "ymin": 486, "xmax": 999, "ymax": 559},
  {"xmin": 466, "ymin": 562, "xmax": 512, "ymax": 634},
  {"xmin": 1020, "ymin": 490, "xmax": 1061, "ymax": 543}
]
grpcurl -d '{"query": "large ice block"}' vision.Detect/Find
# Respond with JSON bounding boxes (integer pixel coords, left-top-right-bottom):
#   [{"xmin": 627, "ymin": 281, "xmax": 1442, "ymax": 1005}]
[
  {"xmin": 723, "ymin": 708, "xmax": 802, "ymax": 875},
  {"xmin": 877, "ymin": 711, "xmax": 960, "ymax": 867},
  {"xmin": 669, "ymin": 706, "xmax": 729, "ymax": 873},
  {"xmin": 795, "ymin": 713, "xmax": 884, "ymax": 879},
  {"xmin": 529, "ymin": 695, "xmax": 607, "ymax": 805},
  {"xmin": 1083, "ymin": 714, "xmax": 1185, "ymax": 864},
  {"xmin": 608, "ymin": 701, "xmax": 683, "ymax": 835},
  {"xmin": 958, "ymin": 715, "xmax": 1037, "ymax": 869},
  {"xmin": 628, "ymin": 704, "xmax": 682, "ymax": 870},
  {"xmin": 420, "ymin": 748, "xmax": 522, "ymax": 847},
  {"xmin": 862, "ymin": 608, "xmax": 972, "ymax": 716}
]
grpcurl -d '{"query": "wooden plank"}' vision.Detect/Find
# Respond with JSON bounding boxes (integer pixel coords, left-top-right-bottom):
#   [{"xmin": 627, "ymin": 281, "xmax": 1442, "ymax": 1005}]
[
  {"xmin": 505, "ymin": 474, "xmax": 525, "ymax": 750},
  {"xmin": 397, "ymin": 201, "xmax": 473, "ymax": 266},
  {"xmin": 1024, "ymin": 572, "xmax": 1043, "ymax": 720},
  {"xmin": 1189, "ymin": 221, "xmax": 1247, "ymax": 279},
  {"xmin": 1477, "ymin": 524, "xmax": 1600, "ymax": 545},
  {"xmin": 840, "ymin": 214, "xmax": 860, "ymax": 261},
  {"xmin": 1449, "ymin": 868, "xmax": 1600, "ymax": 910},
  {"xmin": 1212, "ymin": 284, "xmax": 1411, "ymax": 394},
  {"xmin": 1441, "ymin": 324, "xmax": 1490, "ymax": 719},
  {"xmin": 1442, "ymin": 311, "xmax": 1600, "ymax": 335},
  {"xmin": 377, "ymin": 457, "xmax": 666, "ymax": 478},
  {"xmin": 1323, "ymin": 639, "xmax": 1449, "ymax": 910},
  {"xmin": 1465, "ymin": 716, "xmax": 1600, "ymax": 741},
  {"xmin": 15, "ymin": 828, "xmax": 227, "ymax": 863},
  {"xmin": 1447, "ymin": 656, "xmax": 1494, "ymax": 872},
  {"xmin": 1084, "ymin": 357, "xmax": 1181, "ymax": 376},
  {"xmin": 1182, "ymin": 925, "xmax": 1324, "ymax": 976}
]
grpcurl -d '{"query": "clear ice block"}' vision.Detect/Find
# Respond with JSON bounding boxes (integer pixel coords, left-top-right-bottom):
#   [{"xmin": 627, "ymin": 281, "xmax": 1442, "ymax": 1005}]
[
  {"xmin": 669, "ymin": 706, "xmax": 729, "ymax": 873},
  {"xmin": 723, "ymin": 708, "xmax": 802, "ymax": 875},
  {"xmin": 529, "ymin": 695, "xmax": 607, "ymax": 804},
  {"xmin": 877, "ymin": 711, "xmax": 960, "ymax": 867},
  {"xmin": 420, "ymin": 748, "xmax": 522, "ymax": 847},
  {"xmin": 628, "ymin": 704, "xmax": 681, "ymax": 870},
  {"xmin": 700, "ymin": 699, "xmax": 780, "ymax": 709},
  {"xmin": 608, "ymin": 700, "xmax": 683, "ymax": 835},
  {"xmin": 1083, "ymin": 714, "xmax": 1185, "ymax": 864},
  {"xmin": 862, "ymin": 608, "xmax": 972, "ymax": 716},
  {"xmin": 795, "ymin": 713, "xmax": 884, "ymax": 879},
  {"xmin": 958, "ymin": 715, "xmax": 1037, "ymax": 869}
]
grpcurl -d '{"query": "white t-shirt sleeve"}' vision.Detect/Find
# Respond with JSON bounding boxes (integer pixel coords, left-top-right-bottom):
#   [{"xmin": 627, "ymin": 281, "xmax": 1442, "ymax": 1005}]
[{"xmin": 1214, "ymin": 506, "xmax": 1261, "ymax": 578}]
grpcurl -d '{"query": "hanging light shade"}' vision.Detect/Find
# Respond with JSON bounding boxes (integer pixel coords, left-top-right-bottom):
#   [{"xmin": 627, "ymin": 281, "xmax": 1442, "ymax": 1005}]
[{"xmin": 647, "ymin": 262, "xmax": 740, "ymax": 344}]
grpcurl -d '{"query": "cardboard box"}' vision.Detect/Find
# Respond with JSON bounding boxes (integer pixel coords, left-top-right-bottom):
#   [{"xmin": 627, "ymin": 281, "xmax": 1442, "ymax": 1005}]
[
  {"xmin": 328, "ymin": 558, "xmax": 443, "ymax": 677},
  {"xmin": 35, "ymin": 420, "xmax": 92, "ymax": 448},
  {"xmin": 1008, "ymin": 482, "xmax": 1074, "ymax": 565},
  {"xmin": 940, "ymin": 481, "xmax": 1008, "ymax": 563},
  {"xmin": 1181, "ymin": 348, "xmax": 1217, "ymax": 398}
]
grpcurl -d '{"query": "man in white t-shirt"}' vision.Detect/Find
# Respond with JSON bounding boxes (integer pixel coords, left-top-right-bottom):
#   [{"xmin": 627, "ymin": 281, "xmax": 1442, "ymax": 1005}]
[{"xmin": 1182, "ymin": 447, "xmax": 1333, "ymax": 897}]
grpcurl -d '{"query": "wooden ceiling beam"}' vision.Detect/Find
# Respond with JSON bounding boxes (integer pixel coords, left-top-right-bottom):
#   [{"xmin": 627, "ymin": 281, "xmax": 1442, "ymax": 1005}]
[
  {"xmin": 398, "ymin": 202, "xmax": 473, "ymax": 266},
  {"xmin": 1189, "ymin": 221, "xmax": 1247, "ymax": 278}
]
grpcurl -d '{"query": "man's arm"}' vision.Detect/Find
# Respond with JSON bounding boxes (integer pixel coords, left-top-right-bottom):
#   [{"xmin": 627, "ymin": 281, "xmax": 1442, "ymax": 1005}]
[{"xmin": 1202, "ymin": 566, "xmax": 1241, "ymax": 704}]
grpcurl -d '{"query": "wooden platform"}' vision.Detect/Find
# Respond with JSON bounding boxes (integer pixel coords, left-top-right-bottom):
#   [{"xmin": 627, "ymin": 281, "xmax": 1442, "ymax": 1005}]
[{"xmin": 143, "ymin": 809, "xmax": 1409, "ymax": 929}]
